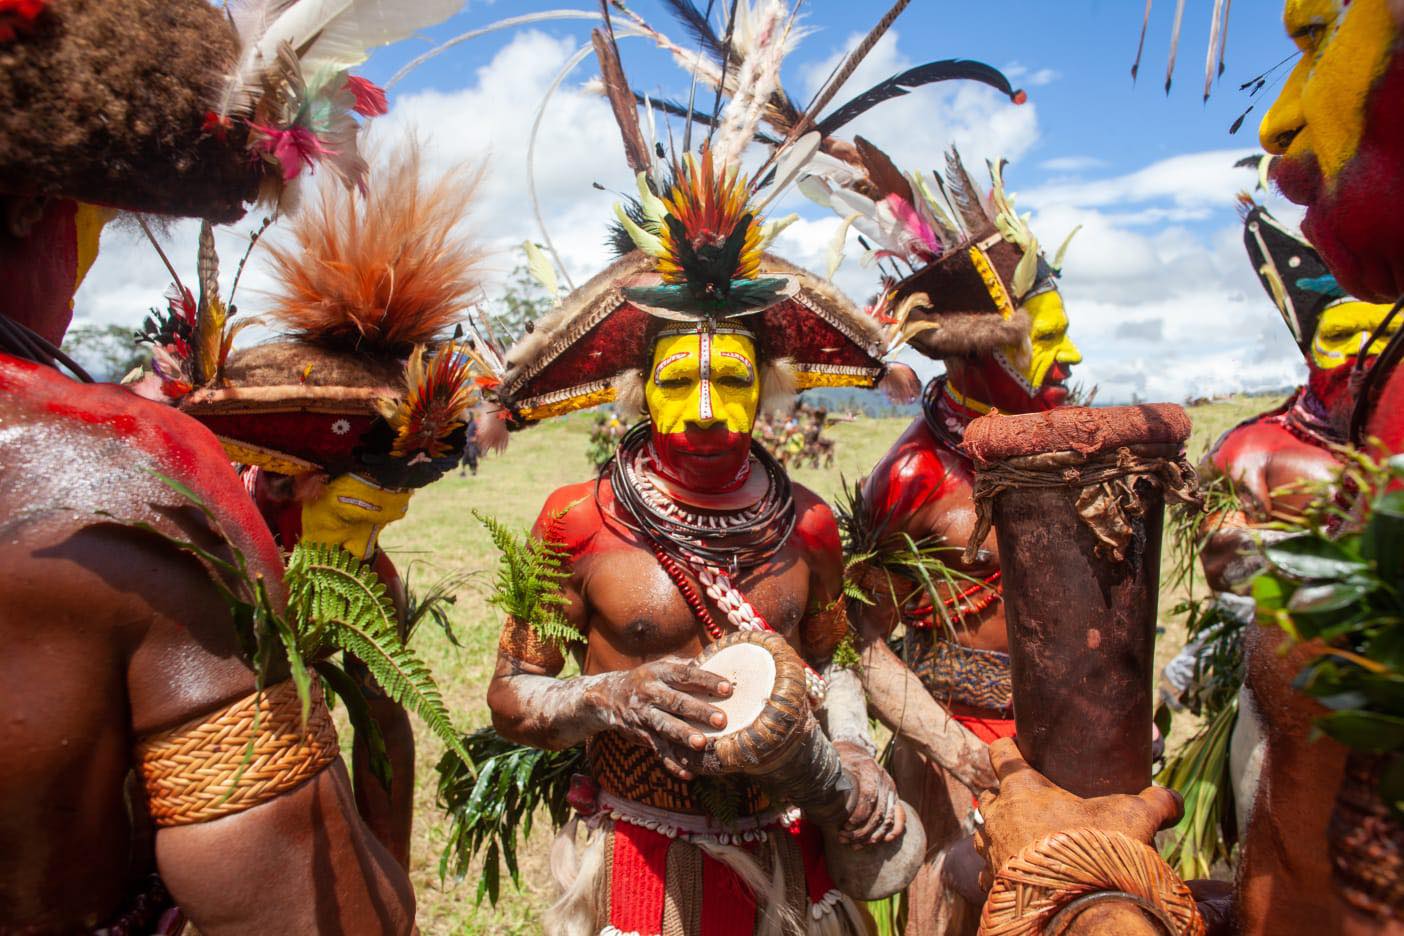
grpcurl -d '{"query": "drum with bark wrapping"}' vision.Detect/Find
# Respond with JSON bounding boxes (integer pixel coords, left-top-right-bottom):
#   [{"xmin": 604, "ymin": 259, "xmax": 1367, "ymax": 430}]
[
  {"xmin": 685, "ymin": 629, "xmax": 927, "ymax": 899},
  {"xmin": 962, "ymin": 404, "xmax": 1198, "ymax": 798}
]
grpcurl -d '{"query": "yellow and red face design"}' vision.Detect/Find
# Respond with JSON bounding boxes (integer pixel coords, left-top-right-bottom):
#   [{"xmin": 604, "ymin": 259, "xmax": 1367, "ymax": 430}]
[
  {"xmin": 645, "ymin": 329, "xmax": 760, "ymax": 492},
  {"xmin": 300, "ymin": 473, "xmax": 414, "ymax": 561},
  {"xmin": 1263, "ymin": 0, "xmax": 1404, "ymax": 301},
  {"xmin": 951, "ymin": 287, "xmax": 1082, "ymax": 414},
  {"xmin": 1306, "ymin": 298, "xmax": 1401, "ymax": 420}
]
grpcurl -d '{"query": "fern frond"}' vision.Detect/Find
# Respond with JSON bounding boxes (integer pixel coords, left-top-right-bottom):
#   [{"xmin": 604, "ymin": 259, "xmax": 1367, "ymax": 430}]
[
  {"xmin": 285, "ymin": 541, "xmax": 470, "ymax": 767},
  {"xmin": 475, "ymin": 510, "xmax": 582, "ymax": 650}
]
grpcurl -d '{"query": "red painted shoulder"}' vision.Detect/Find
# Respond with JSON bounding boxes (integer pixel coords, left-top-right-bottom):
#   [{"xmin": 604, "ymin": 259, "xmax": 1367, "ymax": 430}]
[
  {"xmin": 532, "ymin": 479, "xmax": 604, "ymax": 557},
  {"xmin": 0, "ymin": 354, "xmax": 286, "ymax": 596},
  {"xmin": 861, "ymin": 415, "xmax": 963, "ymax": 522},
  {"xmin": 791, "ymin": 482, "xmax": 841, "ymax": 559}
]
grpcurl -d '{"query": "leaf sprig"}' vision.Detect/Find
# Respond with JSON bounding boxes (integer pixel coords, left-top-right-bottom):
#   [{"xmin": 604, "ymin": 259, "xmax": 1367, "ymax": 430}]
[
  {"xmin": 1253, "ymin": 450, "xmax": 1404, "ymax": 814},
  {"xmin": 475, "ymin": 509, "xmax": 583, "ymax": 650},
  {"xmin": 436, "ymin": 728, "xmax": 583, "ymax": 905}
]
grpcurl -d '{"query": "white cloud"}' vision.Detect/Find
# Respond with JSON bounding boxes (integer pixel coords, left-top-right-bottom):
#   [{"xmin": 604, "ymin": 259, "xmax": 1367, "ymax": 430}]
[
  {"xmin": 1039, "ymin": 155, "xmax": 1109, "ymax": 173},
  {"xmin": 1020, "ymin": 151, "xmax": 1311, "ymax": 404}
]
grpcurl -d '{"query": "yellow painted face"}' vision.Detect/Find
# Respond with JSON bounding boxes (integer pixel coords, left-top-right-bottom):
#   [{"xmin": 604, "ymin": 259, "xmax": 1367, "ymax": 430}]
[
  {"xmin": 300, "ymin": 473, "xmax": 413, "ymax": 561},
  {"xmin": 645, "ymin": 330, "xmax": 761, "ymax": 436},
  {"xmin": 1260, "ymin": 0, "xmax": 1395, "ymax": 185},
  {"xmin": 997, "ymin": 289, "xmax": 1082, "ymax": 391},
  {"xmin": 1311, "ymin": 299, "xmax": 1400, "ymax": 369}
]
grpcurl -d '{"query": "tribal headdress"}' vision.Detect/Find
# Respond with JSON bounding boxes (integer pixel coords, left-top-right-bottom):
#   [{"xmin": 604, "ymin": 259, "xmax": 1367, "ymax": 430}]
[
  {"xmin": 803, "ymin": 146, "xmax": 1078, "ymax": 362},
  {"xmin": 178, "ymin": 141, "xmax": 499, "ymax": 489},
  {"xmin": 609, "ymin": 0, "xmax": 1038, "ymax": 369},
  {"xmin": 1240, "ymin": 197, "xmax": 1345, "ymax": 359},
  {"xmin": 0, "ymin": 0, "xmax": 468, "ymax": 220},
  {"xmin": 498, "ymin": 4, "xmax": 903, "ymax": 425}
]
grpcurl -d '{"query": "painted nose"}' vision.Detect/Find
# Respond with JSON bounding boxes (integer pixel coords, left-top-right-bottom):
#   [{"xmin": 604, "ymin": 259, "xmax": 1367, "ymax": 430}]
[{"xmin": 1057, "ymin": 340, "xmax": 1083, "ymax": 366}]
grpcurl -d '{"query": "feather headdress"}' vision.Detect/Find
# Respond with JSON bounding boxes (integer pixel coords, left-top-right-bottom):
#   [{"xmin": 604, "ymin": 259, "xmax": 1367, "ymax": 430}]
[
  {"xmin": 1130, "ymin": 0, "xmax": 1233, "ymax": 98},
  {"xmin": 495, "ymin": 4, "xmax": 890, "ymax": 426},
  {"xmin": 261, "ymin": 140, "xmax": 486, "ymax": 352},
  {"xmin": 180, "ymin": 140, "xmax": 499, "ymax": 487},
  {"xmin": 209, "ymin": 0, "xmax": 469, "ymax": 205}
]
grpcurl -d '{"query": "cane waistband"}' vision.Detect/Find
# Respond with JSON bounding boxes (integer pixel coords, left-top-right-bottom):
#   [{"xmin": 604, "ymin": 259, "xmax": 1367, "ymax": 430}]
[
  {"xmin": 902, "ymin": 628, "xmax": 1014, "ymax": 717},
  {"xmin": 136, "ymin": 680, "xmax": 341, "ymax": 827},
  {"xmin": 587, "ymin": 730, "xmax": 770, "ymax": 817}
]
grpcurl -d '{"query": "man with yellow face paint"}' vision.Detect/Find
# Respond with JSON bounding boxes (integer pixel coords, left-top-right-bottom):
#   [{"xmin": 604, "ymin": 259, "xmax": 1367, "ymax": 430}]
[
  {"xmin": 487, "ymin": 129, "xmax": 927, "ymax": 932},
  {"xmin": 967, "ymin": 4, "xmax": 1404, "ymax": 936},
  {"xmin": 179, "ymin": 143, "xmax": 492, "ymax": 872},
  {"xmin": 802, "ymin": 145, "xmax": 1083, "ymax": 935},
  {"xmin": 1196, "ymin": 197, "xmax": 1397, "ymax": 600}
]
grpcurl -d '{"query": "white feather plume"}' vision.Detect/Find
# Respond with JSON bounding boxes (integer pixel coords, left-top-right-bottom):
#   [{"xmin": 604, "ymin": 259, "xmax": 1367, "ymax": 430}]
[{"xmin": 217, "ymin": 0, "xmax": 469, "ymax": 119}]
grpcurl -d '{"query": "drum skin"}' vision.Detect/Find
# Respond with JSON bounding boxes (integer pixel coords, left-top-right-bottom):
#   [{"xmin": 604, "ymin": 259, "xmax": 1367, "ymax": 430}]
[
  {"xmin": 686, "ymin": 630, "xmax": 928, "ymax": 900},
  {"xmin": 692, "ymin": 630, "xmax": 812, "ymax": 775}
]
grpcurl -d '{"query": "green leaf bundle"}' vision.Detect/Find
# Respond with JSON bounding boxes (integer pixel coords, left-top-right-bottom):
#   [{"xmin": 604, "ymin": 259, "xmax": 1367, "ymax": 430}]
[
  {"xmin": 285, "ymin": 542, "xmax": 470, "ymax": 766},
  {"xmin": 436, "ymin": 728, "xmax": 583, "ymax": 905}
]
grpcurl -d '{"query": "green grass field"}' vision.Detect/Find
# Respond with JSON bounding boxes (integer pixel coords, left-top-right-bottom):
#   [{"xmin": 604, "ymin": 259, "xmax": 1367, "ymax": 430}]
[{"xmin": 380, "ymin": 395, "xmax": 1273, "ymax": 933}]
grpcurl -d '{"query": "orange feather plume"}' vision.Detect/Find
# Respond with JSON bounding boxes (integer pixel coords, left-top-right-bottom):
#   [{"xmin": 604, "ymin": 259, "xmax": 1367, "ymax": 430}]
[{"xmin": 262, "ymin": 138, "xmax": 486, "ymax": 351}]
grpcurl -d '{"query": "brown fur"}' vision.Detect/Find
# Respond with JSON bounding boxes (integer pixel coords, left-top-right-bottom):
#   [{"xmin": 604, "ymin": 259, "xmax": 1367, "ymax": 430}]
[
  {"xmin": 0, "ymin": 0, "xmax": 260, "ymax": 221},
  {"xmin": 260, "ymin": 140, "xmax": 486, "ymax": 353},
  {"xmin": 909, "ymin": 309, "xmax": 1032, "ymax": 359},
  {"xmin": 219, "ymin": 341, "xmax": 404, "ymax": 392}
]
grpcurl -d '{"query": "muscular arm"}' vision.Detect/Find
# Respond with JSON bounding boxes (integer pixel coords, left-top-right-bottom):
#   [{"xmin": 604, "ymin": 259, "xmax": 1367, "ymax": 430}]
[{"xmin": 26, "ymin": 520, "xmax": 415, "ymax": 935}]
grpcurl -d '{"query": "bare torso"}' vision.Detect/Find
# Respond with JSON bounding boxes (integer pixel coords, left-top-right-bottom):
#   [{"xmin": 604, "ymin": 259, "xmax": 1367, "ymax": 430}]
[
  {"xmin": 861, "ymin": 415, "xmax": 1005, "ymax": 652},
  {"xmin": 542, "ymin": 475, "xmax": 841, "ymax": 674}
]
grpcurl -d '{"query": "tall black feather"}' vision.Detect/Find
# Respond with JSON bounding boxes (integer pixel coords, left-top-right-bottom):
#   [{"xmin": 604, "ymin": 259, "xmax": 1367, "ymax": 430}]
[
  {"xmin": 661, "ymin": 0, "xmax": 726, "ymax": 64},
  {"xmin": 816, "ymin": 60, "xmax": 1024, "ymax": 137},
  {"xmin": 632, "ymin": 93, "xmax": 783, "ymax": 146}
]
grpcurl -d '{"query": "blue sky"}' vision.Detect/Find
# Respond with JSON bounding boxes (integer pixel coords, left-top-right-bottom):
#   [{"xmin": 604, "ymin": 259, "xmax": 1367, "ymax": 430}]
[{"xmin": 76, "ymin": 0, "xmax": 1311, "ymax": 403}]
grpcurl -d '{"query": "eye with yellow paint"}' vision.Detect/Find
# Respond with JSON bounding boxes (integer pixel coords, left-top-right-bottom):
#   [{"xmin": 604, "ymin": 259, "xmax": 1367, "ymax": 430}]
[
  {"xmin": 1311, "ymin": 299, "xmax": 1399, "ymax": 369},
  {"xmin": 1261, "ymin": 0, "xmax": 1394, "ymax": 181},
  {"xmin": 645, "ymin": 330, "xmax": 760, "ymax": 436},
  {"xmin": 300, "ymin": 473, "xmax": 414, "ymax": 561},
  {"xmin": 998, "ymin": 289, "xmax": 1081, "ymax": 391}
]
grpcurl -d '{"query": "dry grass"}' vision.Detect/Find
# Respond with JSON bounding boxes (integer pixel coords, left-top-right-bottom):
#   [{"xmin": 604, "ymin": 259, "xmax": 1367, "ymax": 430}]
[{"xmin": 379, "ymin": 395, "xmax": 1279, "ymax": 933}]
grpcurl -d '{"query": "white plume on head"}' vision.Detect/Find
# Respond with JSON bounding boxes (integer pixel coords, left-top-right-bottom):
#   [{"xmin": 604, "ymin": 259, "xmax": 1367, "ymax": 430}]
[{"xmin": 217, "ymin": 0, "xmax": 469, "ymax": 120}]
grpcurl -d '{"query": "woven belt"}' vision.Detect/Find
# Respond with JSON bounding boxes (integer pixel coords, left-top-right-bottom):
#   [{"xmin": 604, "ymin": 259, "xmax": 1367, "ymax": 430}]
[
  {"xmin": 587, "ymin": 730, "xmax": 769, "ymax": 817},
  {"xmin": 136, "ymin": 680, "xmax": 341, "ymax": 826},
  {"xmin": 902, "ymin": 628, "xmax": 1014, "ymax": 716}
]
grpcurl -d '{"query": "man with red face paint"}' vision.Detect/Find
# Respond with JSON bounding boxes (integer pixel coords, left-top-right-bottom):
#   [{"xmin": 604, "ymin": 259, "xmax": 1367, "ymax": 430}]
[
  {"xmin": 803, "ymin": 144, "xmax": 1082, "ymax": 935},
  {"xmin": 484, "ymin": 132, "xmax": 920, "ymax": 931},
  {"xmin": 968, "ymin": 3, "xmax": 1404, "ymax": 935},
  {"xmin": 1195, "ymin": 198, "xmax": 1397, "ymax": 595}
]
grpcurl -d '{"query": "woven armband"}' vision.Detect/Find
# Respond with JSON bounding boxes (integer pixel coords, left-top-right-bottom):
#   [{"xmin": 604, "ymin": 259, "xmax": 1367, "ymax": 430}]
[
  {"xmin": 136, "ymin": 680, "xmax": 341, "ymax": 827},
  {"xmin": 801, "ymin": 594, "xmax": 850, "ymax": 662},
  {"xmin": 978, "ymin": 827, "xmax": 1205, "ymax": 936},
  {"xmin": 498, "ymin": 614, "xmax": 566, "ymax": 674}
]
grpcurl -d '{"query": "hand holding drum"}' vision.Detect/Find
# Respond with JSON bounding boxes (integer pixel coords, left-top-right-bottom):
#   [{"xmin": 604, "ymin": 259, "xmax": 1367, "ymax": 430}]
[{"xmin": 680, "ymin": 630, "xmax": 926, "ymax": 900}]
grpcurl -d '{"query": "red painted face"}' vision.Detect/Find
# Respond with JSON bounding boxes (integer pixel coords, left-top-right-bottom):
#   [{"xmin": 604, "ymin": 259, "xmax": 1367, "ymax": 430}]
[
  {"xmin": 1306, "ymin": 357, "xmax": 1360, "ymax": 428},
  {"xmin": 948, "ymin": 356, "xmax": 1072, "ymax": 414},
  {"xmin": 650, "ymin": 424, "xmax": 752, "ymax": 493}
]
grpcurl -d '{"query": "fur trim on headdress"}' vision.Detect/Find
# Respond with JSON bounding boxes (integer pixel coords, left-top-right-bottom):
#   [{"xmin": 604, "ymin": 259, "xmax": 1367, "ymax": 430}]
[
  {"xmin": 261, "ymin": 138, "xmax": 486, "ymax": 353},
  {"xmin": 611, "ymin": 368, "xmax": 647, "ymax": 421},
  {"xmin": 760, "ymin": 357, "xmax": 798, "ymax": 412},
  {"xmin": 907, "ymin": 307, "xmax": 1031, "ymax": 359},
  {"xmin": 0, "ymin": 0, "xmax": 260, "ymax": 220}
]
